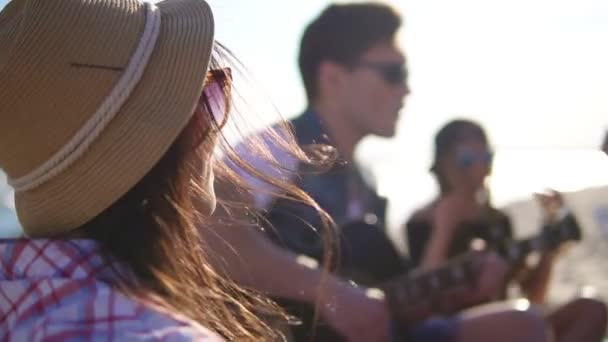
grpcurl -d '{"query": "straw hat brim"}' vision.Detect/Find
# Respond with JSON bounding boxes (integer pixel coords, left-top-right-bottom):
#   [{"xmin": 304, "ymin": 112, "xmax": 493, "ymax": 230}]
[{"xmin": 16, "ymin": 0, "xmax": 215, "ymax": 237}]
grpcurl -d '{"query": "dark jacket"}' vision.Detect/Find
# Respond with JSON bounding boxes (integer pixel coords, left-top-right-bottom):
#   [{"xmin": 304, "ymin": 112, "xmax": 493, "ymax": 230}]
[{"xmin": 265, "ymin": 110, "xmax": 406, "ymax": 283}]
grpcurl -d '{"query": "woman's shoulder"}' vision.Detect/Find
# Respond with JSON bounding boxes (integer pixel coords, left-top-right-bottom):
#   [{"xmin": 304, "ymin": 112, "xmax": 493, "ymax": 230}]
[
  {"xmin": 115, "ymin": 296, "xmax": 225, "ymax": 341},
  {"xmin": 90, "ymin": 285, "xmax": 224, "ymax": 341},
  {"xmin": 8, "ymin": 278, "xmax": 223, "ymax": 341}
]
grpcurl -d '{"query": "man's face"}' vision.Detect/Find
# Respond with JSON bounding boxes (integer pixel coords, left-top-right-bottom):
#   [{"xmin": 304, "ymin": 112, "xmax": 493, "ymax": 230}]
[{"xmin": 342, "ymin": 42, "xmax": 409, "ymax": 138}]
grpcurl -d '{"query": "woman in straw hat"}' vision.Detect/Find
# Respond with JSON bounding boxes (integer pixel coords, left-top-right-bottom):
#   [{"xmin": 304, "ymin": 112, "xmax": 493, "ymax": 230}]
[{"xmin": 0, "ymin": 0, "xmax": 324, "ymax": 340}]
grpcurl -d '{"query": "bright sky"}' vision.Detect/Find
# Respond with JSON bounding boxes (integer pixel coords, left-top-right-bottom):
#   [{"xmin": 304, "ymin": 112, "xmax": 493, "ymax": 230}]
[
  {"xmin": 1, "ymin": 0, "xmax": 607, "ymax": 239},
  {"xmin": 206, "ymin": 0, "xmax": 608, "ymax": 233}
]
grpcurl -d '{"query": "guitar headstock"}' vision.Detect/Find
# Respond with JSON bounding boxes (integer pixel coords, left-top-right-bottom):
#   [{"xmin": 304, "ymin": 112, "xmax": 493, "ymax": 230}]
[
  {"xmin": 495, "ymin": 211, "xmax": 583, "ymax": 263},
  {"xmin": 541, "ymin": 212, "xmax": 583, "ymax": 249}
]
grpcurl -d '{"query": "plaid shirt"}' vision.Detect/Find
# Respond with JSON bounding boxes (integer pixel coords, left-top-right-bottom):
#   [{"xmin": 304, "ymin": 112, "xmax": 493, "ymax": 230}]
[{"xmin": 0, "ymin": 239, "xmax": 223, "ymax": 341}]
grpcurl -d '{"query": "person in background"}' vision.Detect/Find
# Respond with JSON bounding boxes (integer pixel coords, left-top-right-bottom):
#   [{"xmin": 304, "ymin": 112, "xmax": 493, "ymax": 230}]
[
  {"xmin": 0, "ymin": 0, "xmax": 332, "ymax": 340},
  {"xmin": 203, "ymin": 3, "xmax": 552, "ymax": 342},
  {"xmin": 602, "ymin": 130, "xmax": 608, "ymax": 155},
  {"xmin": 406, "ymin": 119, "xmax": 608, "ymax": 342}
]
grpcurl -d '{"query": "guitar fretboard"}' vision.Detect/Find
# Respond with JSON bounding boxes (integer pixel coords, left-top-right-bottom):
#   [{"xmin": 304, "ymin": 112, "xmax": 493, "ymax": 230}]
[{"xmin": 382, "ymin": 213, "xmax": 581, "ymax": 321}]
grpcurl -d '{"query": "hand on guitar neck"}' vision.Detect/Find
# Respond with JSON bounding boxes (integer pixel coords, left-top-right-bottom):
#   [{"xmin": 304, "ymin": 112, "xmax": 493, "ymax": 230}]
[
  {"xmin": 423, "ymin": 190, "xmax": 487, "ymax": 270},
  {"xmin": 386, "ymin": 211, "xmax": 583, "ymax": 322},
  {"xmin": 516, "ymin": 190, "xmax": 574, "ymax": 303},
  {"xmin": 383, "ymin": 248, "xmax": 509, "ymax": 322},
  {"xmin": 535, "ymin": 189, "xmax": 567, "ymax": 224},
  {"xmin": 280, "ymin": 212, "xmax": 581, "ymax": 341},
  {"xmin": 452, "ymin": 250, "xmax": 510, "ymax": 307}
]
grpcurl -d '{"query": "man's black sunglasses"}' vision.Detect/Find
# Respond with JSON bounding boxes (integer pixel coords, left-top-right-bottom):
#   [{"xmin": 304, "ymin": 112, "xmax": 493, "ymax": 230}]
[{"xmin": 354, "ymin": 62, "xmax": 408, "ymax": 85}]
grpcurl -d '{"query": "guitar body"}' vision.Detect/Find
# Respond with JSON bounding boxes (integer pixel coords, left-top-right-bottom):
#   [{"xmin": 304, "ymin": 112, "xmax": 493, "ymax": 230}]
[
  {"xmin": 271, "ymin": 214, "xmax": 582, "ymax": 341},
  {"xmin": 334, "ymin": 221, "xmax": 411, "ymax": 284}
]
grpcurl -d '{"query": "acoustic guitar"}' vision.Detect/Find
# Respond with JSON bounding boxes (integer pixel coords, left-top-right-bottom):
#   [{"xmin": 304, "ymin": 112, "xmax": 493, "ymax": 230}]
[{"xmin": 280, "ymin": 212, "xmax": 582, "ymax": 341}]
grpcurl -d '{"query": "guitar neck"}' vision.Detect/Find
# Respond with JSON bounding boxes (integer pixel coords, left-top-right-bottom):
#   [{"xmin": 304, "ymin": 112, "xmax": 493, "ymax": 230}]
[
  {"xmin": 382, "ymin": 212, "xmax": 581, "ymax": 322},
  {"xmin": 381, "ymin": 252, "xmax": 479, "ymax": 321},
  {"xmin": 498, "ymin": 212, "xmax": 581, "ymax": 263}
]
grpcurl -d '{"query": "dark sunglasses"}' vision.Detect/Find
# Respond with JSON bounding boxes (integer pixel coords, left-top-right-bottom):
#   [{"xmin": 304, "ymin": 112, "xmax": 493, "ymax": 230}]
[
  {"xmin": 456, "ymin": 149, "xmax": 493, "ymax": 169},
  {"xmin": 189, "ymin": 68, "xmax": 232, "ymax": 150},
  {"xmin": 202, "ymin": 67, "xmax": 232, "ymax": 129},
  {"xmin": 354, "ymin": 62, "xmax": 408, "ymax": 85}
]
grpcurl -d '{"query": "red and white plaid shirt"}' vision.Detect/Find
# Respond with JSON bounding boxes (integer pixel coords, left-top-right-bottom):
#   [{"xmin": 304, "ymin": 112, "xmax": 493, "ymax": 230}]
[{"xmin": 0, "ymin": 239, "xmax": 223, "ymax": 341}]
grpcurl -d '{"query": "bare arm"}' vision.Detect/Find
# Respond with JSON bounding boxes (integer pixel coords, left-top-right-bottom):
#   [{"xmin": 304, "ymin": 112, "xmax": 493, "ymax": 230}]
[
  {"xmin": 518, "ymin": 254, "xmax": 554, "ymax": 304},
  {"xmin": 420, "ymin": 220, "xmax": 456, "ymax": 270},
  {"xmin": 408, "ymin": 206, "xmax": 457, "ymax": 271},
  {"xmin": 198, "ymin": 188, "xmax": 392, "ymax": 342},
  {"xmin": 199, "ymin": 136, "xmax": 391, "ymax": 341},
  {"xmin": 197, "ymin": 168, "xmax": 330, "ymax": 302},
  {"xmin": 201, "ymin": 220, "xmax": 330, "ymax": 303},
  {"xmin": 420, "ymin": 194, "xmax": 483, "ymax": 270},
  {"xmin": 515, "ymin": 191, "xmax": 565, "ymax": 304},
  {"xmin": 416, "ymin": 201, "xmax": 509, "ymax": 308}
]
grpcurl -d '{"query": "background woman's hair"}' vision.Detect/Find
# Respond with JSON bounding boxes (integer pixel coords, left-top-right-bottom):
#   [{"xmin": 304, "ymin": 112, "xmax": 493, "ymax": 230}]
[{"xmin": 80, "ymin": 42, "xmax": 337, "ymax": 340}]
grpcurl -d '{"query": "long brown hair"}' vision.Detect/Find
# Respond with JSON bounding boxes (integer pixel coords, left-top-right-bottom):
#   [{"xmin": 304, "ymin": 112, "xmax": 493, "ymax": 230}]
[{"xmin": 79, "ymin": 43, "xmax": 336, "ymax": 340}]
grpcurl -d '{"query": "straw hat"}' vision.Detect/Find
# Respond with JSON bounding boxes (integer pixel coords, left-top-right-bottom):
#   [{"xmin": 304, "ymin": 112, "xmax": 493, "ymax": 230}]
[{"xmin": 0, "ymin": 0, "xmax": 215, "ymax": 237}]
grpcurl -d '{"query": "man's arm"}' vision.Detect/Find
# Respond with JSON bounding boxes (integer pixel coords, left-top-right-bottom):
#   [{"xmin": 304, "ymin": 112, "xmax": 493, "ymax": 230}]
[
  {"xmin": 198, "ymin": 178, "xmax": 391, "ymax": 342},
  {"xmin": 201, "ymin": 218, "xmax": 326, "ymax": 303},
  {"xmin": 202, "ymin": 130, "xmax": 318, "ymax": 299},
  {"xmin": 192, "ymin": 126, "xmax": 394, "ymax": 340},
  {"xmin": 515, "ymin": 191, "xmax": 569, "ymax": 304}
]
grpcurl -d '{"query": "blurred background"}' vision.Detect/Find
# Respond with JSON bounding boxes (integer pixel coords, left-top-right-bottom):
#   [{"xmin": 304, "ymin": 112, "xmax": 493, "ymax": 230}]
[{"xmin": 1, "ymin": 0, "xmax": 607, "ymax": 303}]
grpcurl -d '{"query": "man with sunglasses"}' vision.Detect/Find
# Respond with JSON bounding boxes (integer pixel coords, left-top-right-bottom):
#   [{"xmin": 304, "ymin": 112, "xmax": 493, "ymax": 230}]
[{"xmin": 207, "ymin": 3, "xmax": 552, "ymax": 342}]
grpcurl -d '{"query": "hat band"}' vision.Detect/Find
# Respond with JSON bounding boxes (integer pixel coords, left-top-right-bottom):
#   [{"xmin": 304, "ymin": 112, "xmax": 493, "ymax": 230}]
[{"xmin": 9, "ymin": 1, "xmax": 161, "ymax": 193}]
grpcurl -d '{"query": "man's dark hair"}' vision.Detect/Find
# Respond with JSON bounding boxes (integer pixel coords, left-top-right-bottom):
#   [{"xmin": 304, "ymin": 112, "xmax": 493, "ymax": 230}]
[
  {"xmin": 602, "ymin": 130, "xmax": 608, "ymax": 154},
  {"xmin": 298, "ymin": 3, "xmax": 402, "ymax": 102}
]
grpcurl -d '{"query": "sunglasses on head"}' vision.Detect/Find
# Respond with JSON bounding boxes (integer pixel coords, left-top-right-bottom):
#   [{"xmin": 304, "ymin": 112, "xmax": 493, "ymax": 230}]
[
  {"xmin": 189, "ymin": 67, "xmax": 232, "ymax": 150},
  {"xmin": 202, "ymin": 67, "xmax": 232, "ymax": 129},
  {"xmin": 456, "ymin": 149, "xmax": 493, "ymax": 169},
  {"xmin": 354, "ymin": 62, "xmax": 408, "ymax": 85}
]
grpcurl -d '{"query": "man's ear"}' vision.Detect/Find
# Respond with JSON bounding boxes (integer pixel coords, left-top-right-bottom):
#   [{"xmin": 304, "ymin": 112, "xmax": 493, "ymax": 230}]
[{"xmin": 318, "ymin": 60, "xmax": 348, "ymax": 95}]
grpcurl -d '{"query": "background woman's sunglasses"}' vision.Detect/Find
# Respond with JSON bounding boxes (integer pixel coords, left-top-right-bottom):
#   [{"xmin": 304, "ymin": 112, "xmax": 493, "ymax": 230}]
[{"xmin": 456, "ymin": 150, "xmax": 494, "ymax": 168}]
